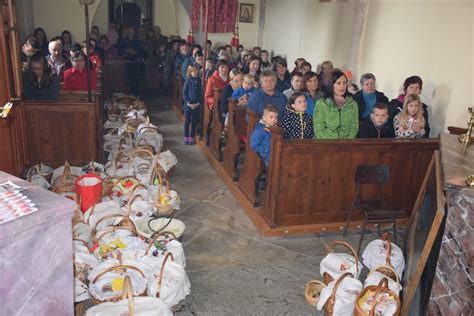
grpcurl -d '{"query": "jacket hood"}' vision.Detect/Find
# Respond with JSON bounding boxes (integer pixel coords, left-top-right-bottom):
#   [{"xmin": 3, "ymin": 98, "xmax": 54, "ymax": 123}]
[{"xmin": 210, "ymin": 69, "xmax": 229, "ymax": 84}]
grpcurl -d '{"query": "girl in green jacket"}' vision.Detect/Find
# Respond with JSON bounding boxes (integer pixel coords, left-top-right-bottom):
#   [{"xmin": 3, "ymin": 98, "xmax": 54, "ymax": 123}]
[{"xmin": 313, "ymin": 69, "xmax": 358, "ymax": 139}]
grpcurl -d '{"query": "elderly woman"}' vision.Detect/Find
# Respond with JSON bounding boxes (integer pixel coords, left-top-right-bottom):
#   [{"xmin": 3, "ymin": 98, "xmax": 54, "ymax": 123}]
[
  {"xmin": 22, "ymin": 51, "xmax": 60, "ymax": 100},
  {"xmin": 353, "ymin": 73, "xmax": 389, "ymax": 122},
  {"xmin": 63, "ymin": 51, "xmax": 97, "ymax": 90},
  {"xmin": 390, "ymin": 75, "xmax": 430, "ymax": 137},
  {"xmin": 313, "ymin": 69, "xmax": 358, "ymax": 139}
]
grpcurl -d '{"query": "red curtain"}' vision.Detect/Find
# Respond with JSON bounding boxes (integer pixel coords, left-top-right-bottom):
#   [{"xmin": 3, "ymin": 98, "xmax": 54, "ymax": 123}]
[{"xmin": 192, "ymin": 0, "xmax": 237, "ymax": 33}]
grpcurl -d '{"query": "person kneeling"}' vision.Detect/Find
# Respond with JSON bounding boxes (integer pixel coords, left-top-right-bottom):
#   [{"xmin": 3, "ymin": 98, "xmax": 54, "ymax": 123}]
[
  {"xmin": 280, "ymin": 92, "xmax": 314, "ymax": 139},
  {"xmin": 250, "ymin": 104, "xmax": 279, "ymax": 167},
  {"xmin": 358, "ymin": 103, "xmax": 394, "ymax": 138}
]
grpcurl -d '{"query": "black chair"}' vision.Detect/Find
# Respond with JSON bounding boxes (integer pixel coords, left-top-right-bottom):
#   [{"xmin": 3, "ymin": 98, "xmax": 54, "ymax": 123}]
[{"xmin": 343, "ymin": 164, "xmax": 406, "ymax": 254}]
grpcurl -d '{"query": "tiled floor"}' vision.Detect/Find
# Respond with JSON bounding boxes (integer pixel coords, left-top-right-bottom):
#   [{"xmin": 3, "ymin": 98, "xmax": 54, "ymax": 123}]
[{"xmin": 145, "ymin": 94, "xmax": 394, "ymax": 315}]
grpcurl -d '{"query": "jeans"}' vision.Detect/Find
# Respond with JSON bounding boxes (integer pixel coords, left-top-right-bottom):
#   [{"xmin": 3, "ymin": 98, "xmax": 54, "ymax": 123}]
[{"xmin": 184, "ymin": 107, "xmax": 201, "ymax": 137}]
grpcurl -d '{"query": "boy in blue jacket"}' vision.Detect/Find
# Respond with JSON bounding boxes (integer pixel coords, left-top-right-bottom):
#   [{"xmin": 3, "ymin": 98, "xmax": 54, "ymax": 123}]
[
  {"xmin": 182, "ymin": 64, "xmax": 202, "ymax": 144},
  {"xmin": 231, "ymin": 74, "xmax": 256, "ymax": 104},
  {"xmin": 250, "ymin": 104, "xmax": 279, "ymax": 167}
]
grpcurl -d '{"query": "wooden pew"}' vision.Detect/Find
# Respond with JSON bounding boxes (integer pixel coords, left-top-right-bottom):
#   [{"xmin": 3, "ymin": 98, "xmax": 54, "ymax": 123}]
[
  {"xmin": 259, "ymin": 128, "xmax": 439, "ymax": 230},
  {"xmin": 22, "ymin": 98, "xmax": 103, "ymax": 167},
  {"xmin": 238, "ymin": 110, "xmax": 264, "ymax": 207},
  {"xmin": 201, "ymin": 95, "xmax": 213, "ymax": 145},
  {"xmin": 102, "ymin": 59, "xmax": 126, "ymax": 98},
  {"xmin": 223, "ymin": 100, "xmax": 247, "ymax": 180},
  {"xmin": 209, "ymin": 88, "xmax": 224, "ymax": 160}
]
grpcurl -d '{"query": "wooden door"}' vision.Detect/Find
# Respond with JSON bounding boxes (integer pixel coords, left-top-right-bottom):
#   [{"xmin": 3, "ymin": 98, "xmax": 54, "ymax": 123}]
[{"xmin": 0, "ymin": 1, "xmax": 28, "ymax": 175}]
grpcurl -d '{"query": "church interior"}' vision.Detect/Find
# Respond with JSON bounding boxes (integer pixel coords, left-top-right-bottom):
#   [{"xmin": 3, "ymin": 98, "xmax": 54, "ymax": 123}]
[{"xmin": 0, "ymin": 0, "xmax": 473, "ymax": 315}]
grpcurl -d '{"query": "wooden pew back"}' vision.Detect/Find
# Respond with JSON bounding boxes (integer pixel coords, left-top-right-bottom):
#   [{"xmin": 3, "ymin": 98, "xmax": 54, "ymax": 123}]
[
  {"xmin": 223, "ymin": 100, "xmax": 247, "ymax": 178},
  {"xmin": 102, "ymin": 59, "xmax": 126, "ymax": 97},
  {"xmin": 238, "ymin": 110, "xmax": 263, "ymax": 206},
  {"xmin": 209, "ymin": 88, "xmax": 223, "ymax": 159},
  {"xmin": 22, "ymin": 99, "xmax": 102, "ymax": 167},
  {"xmin": 261, "ymin": 129, "xmax": 439, "ymax": 228}
]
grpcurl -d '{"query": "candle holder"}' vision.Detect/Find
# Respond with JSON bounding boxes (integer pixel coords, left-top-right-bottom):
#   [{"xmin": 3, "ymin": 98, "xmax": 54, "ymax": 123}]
[{"xmin": 458, "ymin": 107, "xmax": 473, "ymax": 146}]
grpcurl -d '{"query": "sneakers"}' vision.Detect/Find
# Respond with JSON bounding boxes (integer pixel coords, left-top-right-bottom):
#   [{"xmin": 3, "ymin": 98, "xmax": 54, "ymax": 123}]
[{"xmin": 183, "ymin": 137, "xmax": 195, "ymax": 145}]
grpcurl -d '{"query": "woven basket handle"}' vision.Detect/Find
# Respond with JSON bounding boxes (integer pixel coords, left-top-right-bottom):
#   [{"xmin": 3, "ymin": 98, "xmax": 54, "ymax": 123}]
[
  {"xmin": 330, "ymin": 272, "xmax": 353, "ymax": 301},
  {"xmin": 156, "ymin": 253, "xmax": 175, "ymax": 298},
  {"xmin": 73, "ymin": 238, "xmax": 91, "ymax": 253},
  {"xmin": 61, "ymin": 161, "xmax": 72, "ymax": 184},
  {"xmin": 369, "ymin": 278, "xmax": 389, "ymax": 316},
  {"xmin": 381, "ymin": 232, "xmax": 392, "ymax": 266},
  {"xmin": 138, "ymin": 126, "xmax": 158, "ymax": 134},
  {"xmin": 144, "ymin": 231, "xmax": 177, "ymax": 255},
  {"xmin": 131, "ymin": 148, "xmax": 154, "ymax": 159},
  {"xmin": 327, "ymin": 240, "xmax": 359, "ymax": 274},
  {"xmin": 122, "ymin": 275, "xmax": 135, "ymax": 316},
  {"xmin": 27, "ymin": 165, "xmax": 39, "ymax": 182},
  {"xmin": 92, "ymin": 212, "xmax": 134, "ymax": 237},
  {"xmin": 113, "ymin": 149, "xmax": 132, "ymax": 169},
  {"xmin": 91, "ymin": 264, "xmax": 146, "ymax": 285},
  {"xmin": 127, "ymin": 194, "xmax": 145, "ymax": 217},
  {"xmin": 94, "ymin": 219, "xmax": 139, "ymax": 244},
  {"xmin": 131, "ymin": 183, "xmax": 147, "ymax": 194},
  {"xmin": 373, "ymin": 265, "xmax": 400, "ymax": 286}
]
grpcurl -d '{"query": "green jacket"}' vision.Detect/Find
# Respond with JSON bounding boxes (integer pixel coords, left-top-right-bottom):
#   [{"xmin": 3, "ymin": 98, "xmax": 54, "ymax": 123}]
[{"xmin": 313, "ymin": 96, "xmax": 359, "ymax": 139}]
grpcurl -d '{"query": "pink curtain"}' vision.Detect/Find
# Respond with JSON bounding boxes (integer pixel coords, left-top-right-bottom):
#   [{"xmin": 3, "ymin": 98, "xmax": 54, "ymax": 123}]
[
  {"xmin": 192, "ymin": 0, "xmax": 237, "ymax": 33},
  {"xmin": 191, "ymin": 0, "xmax": 201, "ymax": 32}
]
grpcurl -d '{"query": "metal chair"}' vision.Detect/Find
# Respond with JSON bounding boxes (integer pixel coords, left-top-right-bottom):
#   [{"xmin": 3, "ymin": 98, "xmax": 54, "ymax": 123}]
[{"xmin": 343, "ymin": 164, "xmax": 406, "ymax": 254}]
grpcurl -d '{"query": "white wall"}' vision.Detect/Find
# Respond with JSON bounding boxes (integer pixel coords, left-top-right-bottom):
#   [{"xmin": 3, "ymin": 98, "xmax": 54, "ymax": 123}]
[
  {"xmin": 154, "ymin": 0, "xmax": 179, "ymax": 35},
  {"xmin": 32, "ymin": 0, "xmax": 105, "ymax": 43},
  {"xmin": 263, "ymin": 0, "xmax": 356, "ymax": 70},
  {"xmin": 358, "ymin": 0, "xmax": 473, "ymax": 136}
]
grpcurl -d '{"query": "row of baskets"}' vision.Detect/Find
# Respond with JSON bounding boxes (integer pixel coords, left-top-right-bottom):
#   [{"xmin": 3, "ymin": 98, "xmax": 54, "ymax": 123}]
[
  {"xmin": 26, "ymin": 94, "xmax": 188, "ymax": 315},
  {"xmin": 305, "ymin": 233, "xmax": 405, "ymax": 315}
]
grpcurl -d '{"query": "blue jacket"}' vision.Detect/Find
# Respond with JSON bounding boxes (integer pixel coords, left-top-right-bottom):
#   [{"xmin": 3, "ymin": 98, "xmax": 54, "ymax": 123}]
[
  {"xmin": 175, "ymin": 53, "xmax": 190, "ymax": 79},
  {"xmin": 232, "ymin": 86, "xmax": 256, "ymax": 100},
  {"xmin": 183, "ymin": 77, "xmax": 202, "ymax": 109},
  {"xmin": 248, "ymin": 89, "xmax": 287, "ymax": 118},
  {"xmin": 250, "ymin": 121, "xmax": 272, "ymax": 167}
]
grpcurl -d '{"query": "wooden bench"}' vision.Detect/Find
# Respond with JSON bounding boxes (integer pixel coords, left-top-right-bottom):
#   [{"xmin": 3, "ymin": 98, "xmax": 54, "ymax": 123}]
[
  {"xmin": 238, "ymin": 110, "xmax": 264, "ymax": 207},
  {"xmin": 102, "ymin": 59, "xmax": 126, "ymax": 98},
  {"xmin": 254, "ymin": 128, "xmax": 439, "ymax": 231},
  {"xmin": 209, "ymin": 88, "xmax": 224, "ymax": 160},
  {"xmin": 223, "ymin": 100, "xmax": 247, "ymax": 180}
]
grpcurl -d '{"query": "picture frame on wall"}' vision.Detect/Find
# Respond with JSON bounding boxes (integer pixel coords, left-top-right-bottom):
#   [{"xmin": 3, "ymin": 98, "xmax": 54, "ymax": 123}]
[{"xmin": 239, "ymin": 3, "xmax": 254, "ymax": 23}]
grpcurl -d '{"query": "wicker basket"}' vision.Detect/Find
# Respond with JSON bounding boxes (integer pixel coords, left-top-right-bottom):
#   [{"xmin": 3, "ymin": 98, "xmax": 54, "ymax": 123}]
[
  {"xmin": 90, "ymin": 264, "xmax": 148, "ymax": 305},
  {"xmin": 323, "ymin": 241, "xmax": 359, "ymax": 285},
  {"xmin": 304, "ymin": 279, "xmax": 327, "ymax": 306},
  {"xmin": 377, "ymin": 232, "xmax": 398, "ymax": 281},
  {"xmin": 354, "ymin": 277, "xmax": 401, "ymax": 316},
  {"xmin": 324, "ymin": 272, "xmax": 353, "ymax": 315}
]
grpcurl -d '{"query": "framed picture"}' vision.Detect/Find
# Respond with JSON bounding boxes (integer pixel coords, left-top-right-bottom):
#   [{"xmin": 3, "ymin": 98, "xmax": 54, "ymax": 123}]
[{"xmin": 239, "ymin": 3, "xmax": 254, "ymax": 23}]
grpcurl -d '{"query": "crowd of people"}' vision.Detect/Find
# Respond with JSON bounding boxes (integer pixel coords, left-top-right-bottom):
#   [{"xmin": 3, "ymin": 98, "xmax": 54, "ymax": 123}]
[
  {"xmin": 20, "ymin": 20, "xmax": 171, "ymax": 100},
  {"xmin": 19, "ymin": 20, "xmax": 432, "ymax": 167},
  {"xmin": 178, "ymin": 43, "xmax": 431, "ymax": 168}
]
